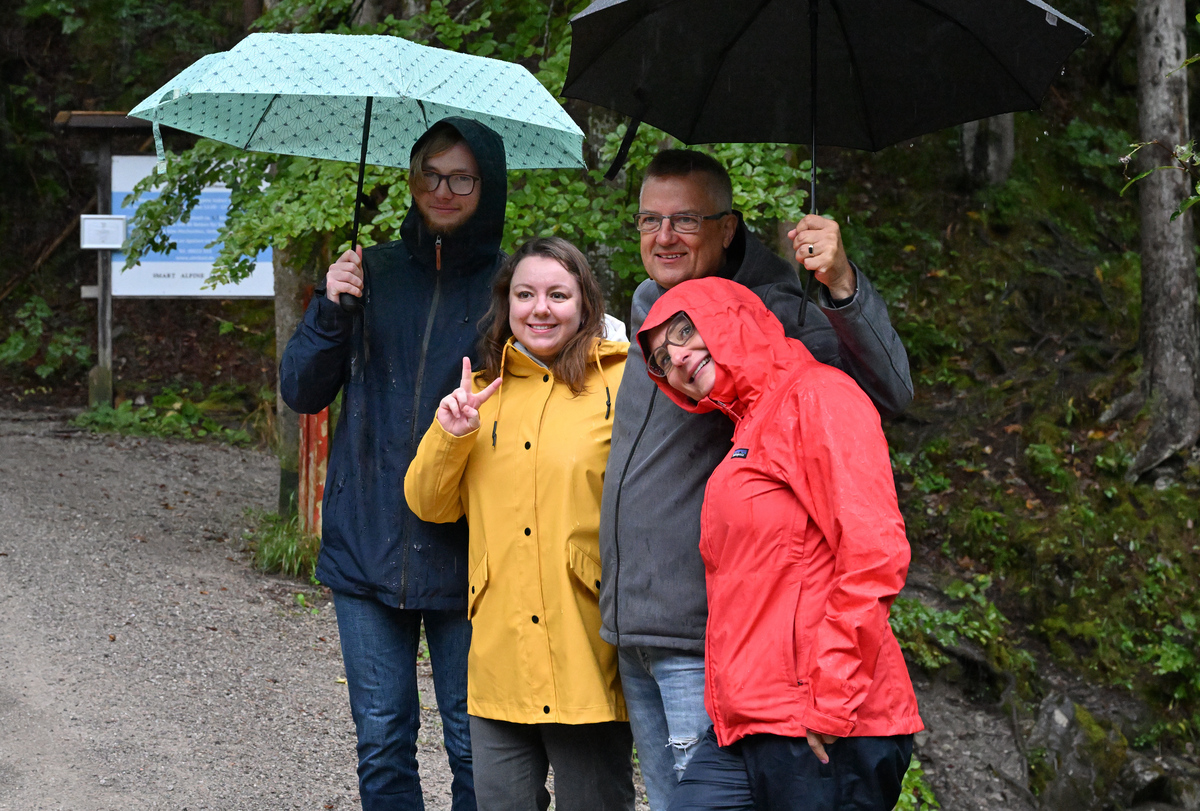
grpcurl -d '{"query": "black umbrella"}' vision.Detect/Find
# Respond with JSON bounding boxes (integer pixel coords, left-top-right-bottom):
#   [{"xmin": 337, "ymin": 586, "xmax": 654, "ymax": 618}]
[{"xmin": 562, "ymin": 0, "xmax": 1090, "ymax": 317}]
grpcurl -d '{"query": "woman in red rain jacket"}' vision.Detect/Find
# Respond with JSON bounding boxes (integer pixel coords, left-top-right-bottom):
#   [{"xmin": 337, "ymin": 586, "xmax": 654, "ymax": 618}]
[{"xmin": 637, "ymin": 276, "xmax": 923, "ymax": 811}]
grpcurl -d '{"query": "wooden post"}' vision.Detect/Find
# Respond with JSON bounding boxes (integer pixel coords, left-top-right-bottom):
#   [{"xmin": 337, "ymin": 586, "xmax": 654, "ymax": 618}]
[
  {"xmin": 89, "ymin": 138, "xmax": 114, "ymax": 408},
  {"xmin": 298, "ymin": 409, "xmax": 330, "ymax": 537}
]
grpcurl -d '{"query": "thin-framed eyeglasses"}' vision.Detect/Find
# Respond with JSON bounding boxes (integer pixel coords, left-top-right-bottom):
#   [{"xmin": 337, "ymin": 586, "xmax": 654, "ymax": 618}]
[
  {"xmin": 634, "ymin": 211, "xmax": 731, "ymax": 234},
  {"xmin": 420, "ymin": 171, "xmax": 480, "ymax": 196},
  {"xmin": 647, "ymin": 312, "xmax": 697, "ymax": 378}
]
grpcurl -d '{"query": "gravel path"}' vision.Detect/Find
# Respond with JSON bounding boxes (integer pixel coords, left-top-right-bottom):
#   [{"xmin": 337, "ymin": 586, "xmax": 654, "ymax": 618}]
[{"xmin": 0, "ymin": 409, "xmax": 455, "ymax": 810}]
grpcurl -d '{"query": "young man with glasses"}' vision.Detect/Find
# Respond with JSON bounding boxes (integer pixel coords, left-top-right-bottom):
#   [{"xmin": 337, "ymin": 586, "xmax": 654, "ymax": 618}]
[
  {"xmin": 280, "ymin": 118, "xmax": 507, "ymax": 811},
  {"xmin": 597, "ymin": 148, "xmax": 913, "ymax": 811}
]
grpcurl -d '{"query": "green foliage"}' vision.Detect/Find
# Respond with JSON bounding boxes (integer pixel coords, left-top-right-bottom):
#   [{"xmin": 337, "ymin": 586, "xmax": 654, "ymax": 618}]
[
  {"xmin": 74, "ymin": 387, "xmax": 254, "ymax": 444},
  {"xmin": 1026, "ymin": 747, "xmax": 1052, "ymax": 796},
  {"xmin": 892, "ymin": 445, "xmax": 953, "ymax": 494},
  {"xmin": 1024, "ymin": 443, "xmax": 1076, "ymax": 493},
  {"xmin": 1060, "ymin": 115, "xmax": 1132, "ymax": 193},
  {"xmin": 0, "ymin": 296, "xmax": 92, "ymax": 379},
  {"xmin": 893, "ymin": 757, "xmax": 939, "ymax": 811},
  {"xmin": 923, "ymin": 442, "xmax": 1200, "ymax": 744},
  {"xmin": 18, "ymin": 0, "xmax": 239, "ymax": 108},
  {"xmin": 243, "ymin": 510, "xmax": 321, "ymax": 582},
  {"xmin": 891, "ymin": 576, "xmax": 1034, "ymax": 682}
]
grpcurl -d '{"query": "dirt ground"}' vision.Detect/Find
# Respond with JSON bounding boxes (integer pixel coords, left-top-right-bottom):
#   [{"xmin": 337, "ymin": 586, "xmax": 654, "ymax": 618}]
[{"xmin": 0, "ymin": 407, "xmax": 456, "ymax": 811}]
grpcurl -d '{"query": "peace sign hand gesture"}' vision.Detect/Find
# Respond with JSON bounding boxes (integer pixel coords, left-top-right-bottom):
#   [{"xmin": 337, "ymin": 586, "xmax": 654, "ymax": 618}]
[{"xmin": 436, "ymin": 358, "xmax": 502, "ymax": 437}]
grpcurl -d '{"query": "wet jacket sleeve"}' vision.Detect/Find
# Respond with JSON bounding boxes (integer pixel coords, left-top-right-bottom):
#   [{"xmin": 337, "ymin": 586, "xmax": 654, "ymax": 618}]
[
  {"xmin": 278, "ymin": 289, "xmax": 355, "ymax": 414},
  {"xmin": 782, "ymin": 375, "xmax": 911, "ymax": 737},
  {"xmin": 763, "ymin": 267, "xmax": 913, "ymax": 419},
  {"xmin": 404, "ymin": 418, "xmax": 477, "ymax": 525}
]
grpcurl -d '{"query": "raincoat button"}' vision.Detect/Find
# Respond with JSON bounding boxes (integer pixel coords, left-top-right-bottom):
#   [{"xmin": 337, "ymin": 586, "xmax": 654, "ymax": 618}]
[
  {"xmin": 532, "ymin": 615, "xmax": 539, "ymax": 623},
  {"xmin": 524, "ymin": 527, "xmax": 531, "ymax": 536},
  {"xmin": 595, "ymin": 580, "xmax": 601, "ymax": 589},
  {"xmin": 471, "ymin": 586, "xmax": 475, "ymax": 594},
  {"xmin": 543, "ymin": 706, "xmax": 550, "ymax": 714},
  {"xmin": 542, "ymin": 374, "xmax": 549, "ymax": 382},
  {"xmin": 525, "ymin": 441, "xmax": 531, "ymax": 449}
]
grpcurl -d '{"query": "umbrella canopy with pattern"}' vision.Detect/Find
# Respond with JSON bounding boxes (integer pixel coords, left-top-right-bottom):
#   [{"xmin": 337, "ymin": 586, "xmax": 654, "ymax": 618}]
[{"xmin": 130, "ymin": 32, "xmax": 585, "ymax": 171}]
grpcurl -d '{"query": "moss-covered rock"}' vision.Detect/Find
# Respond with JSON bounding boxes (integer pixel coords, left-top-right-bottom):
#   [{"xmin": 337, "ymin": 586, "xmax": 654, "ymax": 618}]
[{"xmin": 1026, "ymin": 693, "xmax": 1129, "ymax": 810}]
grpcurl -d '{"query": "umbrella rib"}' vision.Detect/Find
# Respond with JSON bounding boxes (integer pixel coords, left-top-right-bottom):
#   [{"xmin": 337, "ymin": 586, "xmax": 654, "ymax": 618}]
[
  {"xmin": 242, "ymin": 94, "xmax": 280, "ymax": 152},
  {"xmin": 685, "ymin": 0, "xmax": 775, "ymax": 142},
  {"xmin": 827, "ymin": 0, "xmax": 878, "ymax": 149},
  {"xmin": 904, "ymin": 0, "xmax": 1042, "ymax": 109}
]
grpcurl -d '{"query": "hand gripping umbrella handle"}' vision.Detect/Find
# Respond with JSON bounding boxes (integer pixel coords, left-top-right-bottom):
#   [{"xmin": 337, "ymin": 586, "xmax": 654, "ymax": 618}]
[{"xmin": 340, "ymin": 97, "xmax": 374, "ymax": 313}]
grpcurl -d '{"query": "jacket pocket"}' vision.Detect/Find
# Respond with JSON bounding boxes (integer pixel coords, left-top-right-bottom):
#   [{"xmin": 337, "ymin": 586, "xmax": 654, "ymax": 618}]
[
  {"xmin": 567, "ymin": 542, "xmax": 603, "ymax": 599},
  {"xmin": 468, "ymin": 552, "xmax": 488, "ymax": 620},
  {"xmin": 788, "ymin": 583, "xmax": 804, "ymax": 686}
]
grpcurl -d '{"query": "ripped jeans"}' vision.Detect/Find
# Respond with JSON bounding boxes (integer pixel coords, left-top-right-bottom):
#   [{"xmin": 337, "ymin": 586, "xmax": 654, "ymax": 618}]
[{"xmin": 618, "ymin": 646, "xmax": 713, "ymax": 811}]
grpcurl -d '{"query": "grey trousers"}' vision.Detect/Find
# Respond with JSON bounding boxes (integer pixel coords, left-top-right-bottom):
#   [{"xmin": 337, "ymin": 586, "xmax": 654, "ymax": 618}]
[{"xmin": 469, "ymin": 715, "xmax": 636, "ymax": 811}]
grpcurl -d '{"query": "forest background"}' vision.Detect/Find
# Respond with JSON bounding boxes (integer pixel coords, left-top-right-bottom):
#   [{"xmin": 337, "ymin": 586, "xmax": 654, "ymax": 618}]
[{"xmin": 3, "ymin": 0, "xmax": 1200, "ymax": 807}]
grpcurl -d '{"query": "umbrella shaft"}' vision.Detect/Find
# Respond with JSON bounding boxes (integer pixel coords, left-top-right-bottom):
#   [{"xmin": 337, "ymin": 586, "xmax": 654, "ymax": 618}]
[
  {"xmin": 351, "ymin": 96, "xmax": 375, "ymax": 248},
  {"xmin": 809, "ymin": 0, "xmax": 817, "ymax": 216}
]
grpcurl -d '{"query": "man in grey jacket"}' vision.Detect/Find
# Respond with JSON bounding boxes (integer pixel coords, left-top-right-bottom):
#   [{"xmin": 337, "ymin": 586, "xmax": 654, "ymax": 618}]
[{"xmin": 597, "ymin": 149, "xmax": 912, "ymax": 811}]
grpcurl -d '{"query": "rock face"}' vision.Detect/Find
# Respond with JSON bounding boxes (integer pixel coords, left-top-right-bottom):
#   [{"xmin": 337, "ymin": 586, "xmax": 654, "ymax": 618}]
[
  {"xmin": 1022, "ymin": 692, "xmax": 1200, "ymax": 811},
  {"xmin": 1119, "ymin": 752, "xmax": 1200, "ymax": 811},
  {"xmin": 905, "ymin": 631, "xmax": 1200, "ymax": 811},
  {"xmin": 1026, "ymin": 694, "xmax": 1129, "ymax": 810},
  {"xmin": 911, "ymin": 675, "xmax": 1038, "ymax": 811}
]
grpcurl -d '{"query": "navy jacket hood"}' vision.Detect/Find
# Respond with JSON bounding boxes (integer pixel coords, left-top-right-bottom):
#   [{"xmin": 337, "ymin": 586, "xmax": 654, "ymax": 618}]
[{"xmin": 400, "ymin": 116, "xmax": 507, "ymax": 276}]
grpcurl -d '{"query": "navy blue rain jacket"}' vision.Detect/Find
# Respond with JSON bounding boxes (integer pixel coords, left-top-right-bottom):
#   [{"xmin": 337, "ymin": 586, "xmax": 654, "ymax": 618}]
[{"xmin": 279, "ymin": 118, "xmax": 507, "ymax": 610}]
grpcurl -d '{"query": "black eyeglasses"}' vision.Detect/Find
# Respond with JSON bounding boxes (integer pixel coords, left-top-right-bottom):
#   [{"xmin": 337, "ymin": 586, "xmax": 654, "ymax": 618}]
[
  {"xmin": 646, "ymin": 312, "xmax": 697, "ymax": 378},
  {"xmin": 420, "ymin": 171, "xmax": 480, "ymax": 196},
  {"xmin": 634, "ymin": 211, "xmax": 730, "ymax": 234}
]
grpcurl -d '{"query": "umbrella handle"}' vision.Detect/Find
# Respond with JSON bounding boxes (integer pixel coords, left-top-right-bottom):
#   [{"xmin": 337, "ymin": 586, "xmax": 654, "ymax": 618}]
[{"xmin": 340, "ymin": 96, "xmax": 375, "ymax": 313}]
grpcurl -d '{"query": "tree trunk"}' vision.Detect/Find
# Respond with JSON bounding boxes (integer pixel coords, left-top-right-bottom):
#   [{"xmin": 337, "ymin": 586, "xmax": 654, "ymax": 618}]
[
  {"xmin": 576, "ymin": 103, "xmax": 633, "ymax": 328},
  {"xmin": 375, "ymin": 0, "xmax": 428, "ymax": 22},
  {"xmin": 353, "ymin": 0, "xmax": 381, "ymax": 26},
  {"xmin": 243, "ymin": 0, "xmax": 262, "ymax": 32},
  {"xmin": 273, "ymin": 244, "xmax": 307, "ymax": 514},
  {"xmin": 1129, "ymin": 0, "xmax": 1200, "ymax": 481},
  {"xmin": 961, "ymin": 114, "xmax": 1014, "ymax": 187}
]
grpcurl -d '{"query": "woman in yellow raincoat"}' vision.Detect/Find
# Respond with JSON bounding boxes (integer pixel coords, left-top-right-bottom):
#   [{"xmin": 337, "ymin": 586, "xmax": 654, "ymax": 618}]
[{"xmin": 405, "ymin": 237, "xmax": 632, "ymax": 810}]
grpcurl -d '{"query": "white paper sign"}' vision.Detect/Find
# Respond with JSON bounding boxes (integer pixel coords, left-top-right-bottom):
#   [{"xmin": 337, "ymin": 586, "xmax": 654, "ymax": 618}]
[
  {"xmin": 110, "ymin": 155, "xmax": 273, "ymax": 298},
  {"xmin": 80, "ymin": 215, "xmax": 128, "ymax": 249}
]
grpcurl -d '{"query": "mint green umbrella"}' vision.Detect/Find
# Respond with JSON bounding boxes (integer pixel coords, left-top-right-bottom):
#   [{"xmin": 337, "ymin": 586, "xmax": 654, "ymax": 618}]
[
  {"xmin": 130, "ymin": 32, "xmax": 585, "ymax": 309},
  {"xmin": 130, "ymin": 33, "xmax": 585, "ymax": 171}
]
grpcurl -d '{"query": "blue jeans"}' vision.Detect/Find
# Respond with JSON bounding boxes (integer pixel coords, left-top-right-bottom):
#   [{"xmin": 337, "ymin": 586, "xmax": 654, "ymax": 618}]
[
  {"xmin": 618, "ymin": 646, "xmax": 713, "ymax": 811},
  {"xmin": 668, "ymin": 727, "xmax": 913, "ymax": 811},
  {"xmin": 333, "ymin": 592, "xmax": 475, "ymax": 811}
]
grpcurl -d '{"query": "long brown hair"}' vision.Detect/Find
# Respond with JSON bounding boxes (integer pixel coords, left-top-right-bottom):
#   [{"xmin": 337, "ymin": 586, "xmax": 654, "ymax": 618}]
[{"xmin": 479, "ymin": 238, "xmax": 606, "ymax": 395}]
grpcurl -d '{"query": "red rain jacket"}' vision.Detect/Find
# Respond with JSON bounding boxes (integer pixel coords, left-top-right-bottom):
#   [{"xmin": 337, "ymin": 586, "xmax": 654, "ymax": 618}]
[{"xmin": 638, "ymin": 277, "xmax": 923, "ymax": 747}]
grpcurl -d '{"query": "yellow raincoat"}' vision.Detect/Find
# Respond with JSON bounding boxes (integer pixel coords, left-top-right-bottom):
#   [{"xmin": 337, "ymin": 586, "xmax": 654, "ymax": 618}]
[{"xmin": 405, "ymin": 336, "xmax": 628, "ymax": 724}]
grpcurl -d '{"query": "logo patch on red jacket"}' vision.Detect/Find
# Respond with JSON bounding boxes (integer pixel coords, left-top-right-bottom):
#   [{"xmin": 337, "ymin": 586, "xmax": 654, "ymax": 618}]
[{"xmin": 731, "ymin": 448, "xmax": 749, "ymax": 459}]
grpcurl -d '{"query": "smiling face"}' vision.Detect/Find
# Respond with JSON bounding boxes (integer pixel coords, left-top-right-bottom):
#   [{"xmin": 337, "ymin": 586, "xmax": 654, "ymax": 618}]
[
  {"xmin": 411, "ymin": 141, "xmax": 481, "ymax": 234},
  {"xmin": 644, "ymin": 312, "xmax": 716, "ymax": 401},
  {"xmin": 639, "ymin": 173, "xmax": 737, "ymax": 289},
  {"xmin": 508, "ymin": 255, "xmax": 583, "ymax": 364}
]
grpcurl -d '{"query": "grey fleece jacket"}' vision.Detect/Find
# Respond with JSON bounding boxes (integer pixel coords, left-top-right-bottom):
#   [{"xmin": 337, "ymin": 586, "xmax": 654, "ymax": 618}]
[{"xmin": 597, "ymin": 216, "xmax": 912, "ymax": 652}]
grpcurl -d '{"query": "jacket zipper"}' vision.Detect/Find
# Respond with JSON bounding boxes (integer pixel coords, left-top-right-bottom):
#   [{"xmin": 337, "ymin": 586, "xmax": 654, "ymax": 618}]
[
  {"xmin": 610, "ymin": 384, "xmax": 658, "ymax": 645},
  {"xmin": 398, "ymin": 235, "xmax": 443, "ymax": 608}
]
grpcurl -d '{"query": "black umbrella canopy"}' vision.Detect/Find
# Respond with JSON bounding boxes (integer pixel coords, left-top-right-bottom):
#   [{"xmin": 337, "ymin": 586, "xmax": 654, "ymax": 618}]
[{"xmin": 563, "ymin": 0, "xmax": 1091, "ymax": 152}]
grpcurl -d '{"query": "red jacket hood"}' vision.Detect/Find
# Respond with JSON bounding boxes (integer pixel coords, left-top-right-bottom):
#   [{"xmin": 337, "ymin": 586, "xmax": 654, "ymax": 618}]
[{"xmin": 637, "ymin": 277, "xmax": 819, "ymax": 420}]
